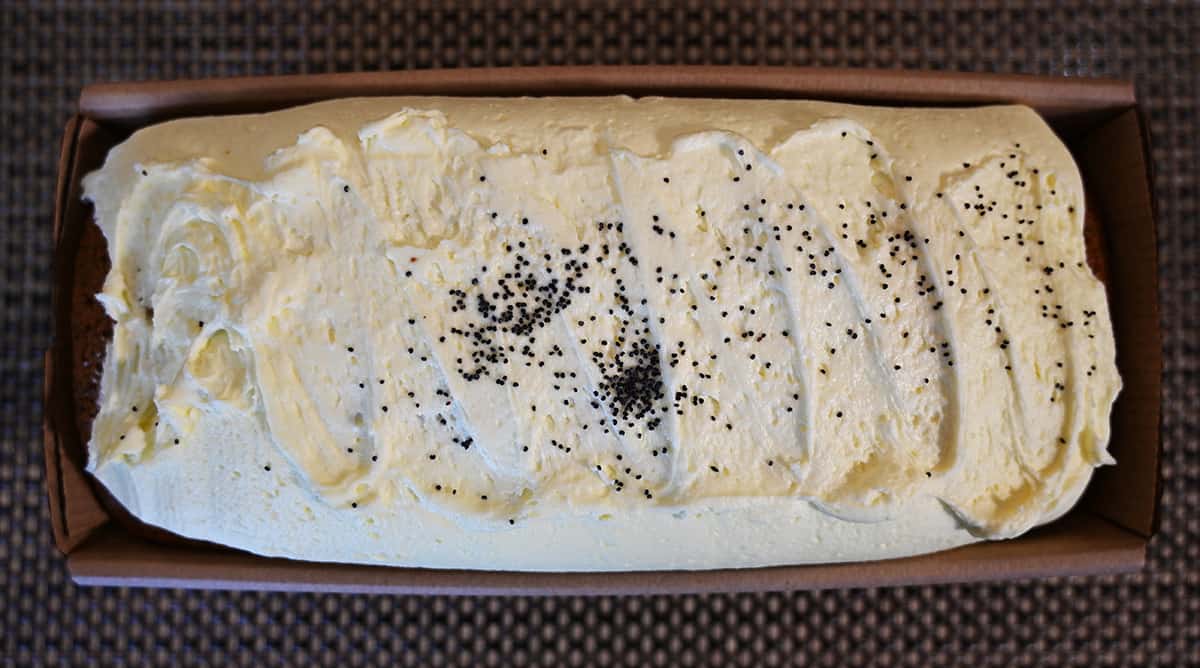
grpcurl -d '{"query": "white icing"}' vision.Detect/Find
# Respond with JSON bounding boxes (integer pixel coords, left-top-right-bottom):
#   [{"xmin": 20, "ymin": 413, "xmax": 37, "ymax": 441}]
[{"xmin": 81, "ymin": 96, "xmax": 1120, "ymax": 570}]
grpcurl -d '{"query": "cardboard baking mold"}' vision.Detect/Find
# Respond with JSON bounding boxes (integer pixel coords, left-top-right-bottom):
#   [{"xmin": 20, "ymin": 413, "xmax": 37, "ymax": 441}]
[{"xmin": 46, "ymin": 66, "xmax": 1161, "ymax": 593}]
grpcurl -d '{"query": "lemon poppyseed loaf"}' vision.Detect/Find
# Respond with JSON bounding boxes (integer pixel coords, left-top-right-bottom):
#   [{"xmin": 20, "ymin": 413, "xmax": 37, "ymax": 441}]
[{"xmin": 79, "ymin": 96, "xmax": 1120, "ymax": 571}]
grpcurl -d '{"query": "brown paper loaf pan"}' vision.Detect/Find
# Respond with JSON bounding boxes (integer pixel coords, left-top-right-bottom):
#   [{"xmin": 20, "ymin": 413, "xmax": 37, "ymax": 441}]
[
  {"xmin": 47, "ymin": 68, "xmax": 1160, "ymax": 593},
  {"xmin": 69, "ymin": 104, "xmax": 1110, "ymax": 555}
]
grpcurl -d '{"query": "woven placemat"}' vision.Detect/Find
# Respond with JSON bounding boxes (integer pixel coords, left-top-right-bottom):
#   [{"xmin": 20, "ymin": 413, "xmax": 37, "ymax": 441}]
[{"xmin": 2, "ymin": 2, "xmax": 1196, "ymax": 666}]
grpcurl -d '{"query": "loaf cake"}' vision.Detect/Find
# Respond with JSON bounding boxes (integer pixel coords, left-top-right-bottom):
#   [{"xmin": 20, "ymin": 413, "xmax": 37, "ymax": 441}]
[{"xmin": 80, "ymin": 96, "xmax": 1121, "ymax": 571}]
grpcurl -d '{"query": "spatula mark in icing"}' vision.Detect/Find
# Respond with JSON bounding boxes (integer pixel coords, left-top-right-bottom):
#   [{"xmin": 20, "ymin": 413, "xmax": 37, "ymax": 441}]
[
  {"xmin": 942, "ymin": 154, "xmax": 1086, "ymax": 530},
  {"xmin": 769, "ymin": 126, "xmax": 949, "ymax": 505},
  {"xmin": 712, "ymin": 140, "xmax": 814, "ymax": 481},
  {"xmin": 606, "ymin": 139, "xmax": 815, "ymax": 498},
  {"xmin": 568, "ymin": 236, "xmax": 673, "ymax": 496}
]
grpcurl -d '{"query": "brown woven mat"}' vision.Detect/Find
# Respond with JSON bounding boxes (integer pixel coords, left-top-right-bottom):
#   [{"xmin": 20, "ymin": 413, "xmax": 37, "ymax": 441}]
[{"xmin": 3, "ymin": 2, "xmax": 1196, "ymax": 666}]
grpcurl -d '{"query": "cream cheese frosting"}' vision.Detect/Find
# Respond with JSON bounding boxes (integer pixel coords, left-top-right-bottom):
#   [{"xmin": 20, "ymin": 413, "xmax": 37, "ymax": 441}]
[{"xmin": 81, "ymin": 96, "xmax": 1120, "ymax": 571}]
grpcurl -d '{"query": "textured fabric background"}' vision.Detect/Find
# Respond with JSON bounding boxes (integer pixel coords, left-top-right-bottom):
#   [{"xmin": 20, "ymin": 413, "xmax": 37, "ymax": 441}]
[{"xmin": 2, "ymin": 2, "xmax": 1197, "ymax": 666}]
